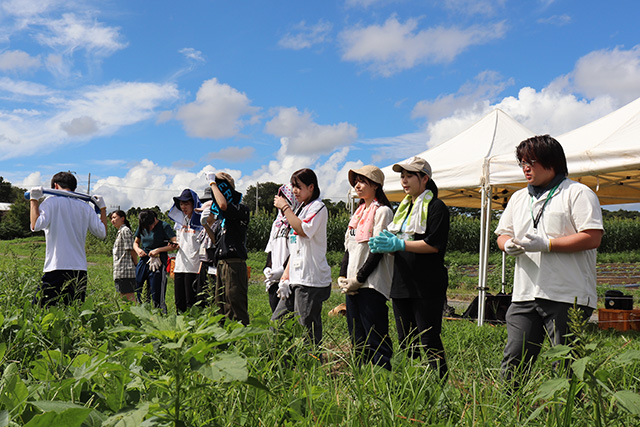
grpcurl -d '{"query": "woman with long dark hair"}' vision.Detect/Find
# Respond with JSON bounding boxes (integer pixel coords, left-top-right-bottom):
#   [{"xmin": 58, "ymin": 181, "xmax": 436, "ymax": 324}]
[
  {"xmin": 339, "ymin": 165, "xmax": 394, "ymax": 369},
  {"xmin": 110, "ymin": 210, "xmax": 137, "ymax": 303},
  {"xmin": 272, "ymin": 168, "xmax": 332, "ymax": 346},
  {"xmin": 369, "ymin": 156, "xmax": 450, "ymax": 379}
]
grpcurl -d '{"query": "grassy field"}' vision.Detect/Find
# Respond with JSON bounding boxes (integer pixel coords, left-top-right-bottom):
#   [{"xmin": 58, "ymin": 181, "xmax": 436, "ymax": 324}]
[{"xmin": 1, "ymin": 237, "xmax": 639, "ymax": 426}]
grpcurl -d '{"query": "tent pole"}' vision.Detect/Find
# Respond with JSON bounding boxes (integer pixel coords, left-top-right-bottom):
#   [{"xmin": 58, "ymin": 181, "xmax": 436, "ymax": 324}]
[
  {"xmin": 501, "ymin": 251, "xmax": 506, "ymax": 294},
  {"xmin": 477, "ymin": 186, "xmax": 487, "ymax": 326}
]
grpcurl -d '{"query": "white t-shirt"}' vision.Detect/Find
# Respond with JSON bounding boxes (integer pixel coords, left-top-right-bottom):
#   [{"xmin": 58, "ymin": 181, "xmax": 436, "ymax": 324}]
[
  {"xmin": 174, "ymin": 217, "xmax": 201, "ymax": 274},
  {"xmin": 495, "ymin": 179, "xmax": 604, "ymax": 308},
  {"xmin": 265, "ymin": 221, "xmax": 290, "ymax": 283},
  {"xmin": 32, "ymin": 195, "xmax": 106, "ymax": 272},
  {"xmin": 288, "ymin": 199, "xmax": 332, "ymax": 288},
  {"xmin": 344, "ymin": 205, "xmax": 394, "ymax": 299}
]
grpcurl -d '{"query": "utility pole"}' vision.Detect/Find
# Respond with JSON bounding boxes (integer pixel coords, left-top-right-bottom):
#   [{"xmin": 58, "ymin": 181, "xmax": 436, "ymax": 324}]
[
  {"xmin": 87, "ymin": 173, "xmax": 91, "ymax": 195},
  {"xmin": 255, "ymin": 181, "xmax": 259, "ymax": 214}
]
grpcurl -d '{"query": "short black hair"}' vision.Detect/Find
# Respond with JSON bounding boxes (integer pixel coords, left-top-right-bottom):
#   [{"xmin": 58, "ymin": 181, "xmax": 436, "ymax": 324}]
[
  {"xmin": 51, "ymin": 171, "xmax": 77, "ymax": 191},
  {"xmin": 516, "ymin": 135, "xmax": 568, "ymax": 176},
  {"xmin": 291, "ymin": 168, "xmax": 321, "ymax": 202},
  {"xmin": 138, "ymin": 209, "xmax": 157, "ymax": 229}
]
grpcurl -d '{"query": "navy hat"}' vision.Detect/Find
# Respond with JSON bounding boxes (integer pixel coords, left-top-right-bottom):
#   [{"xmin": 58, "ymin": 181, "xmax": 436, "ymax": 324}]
[{"xmin": 173, "ymin": 189, "xmax": 194, "ymax": 208}]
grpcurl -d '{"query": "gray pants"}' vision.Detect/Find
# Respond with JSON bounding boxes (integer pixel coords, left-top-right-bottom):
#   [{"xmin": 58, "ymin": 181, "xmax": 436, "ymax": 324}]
[
  {"xmin": 271, "ymin": 285, "xmax": 331, "ymax": 345},
  {"xmin": 501, "ymin": 299, "xmax": 592, "ymax": 378}
]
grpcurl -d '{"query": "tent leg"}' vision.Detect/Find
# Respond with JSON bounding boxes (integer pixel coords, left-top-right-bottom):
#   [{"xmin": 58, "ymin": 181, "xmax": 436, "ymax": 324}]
[
  {"xmin": 501, "ymin": 251, "xmax": 506, "ymax": 294},
  {"xmin": 477, "ymin": 186, "xmax": 491, "ymax": 326}
]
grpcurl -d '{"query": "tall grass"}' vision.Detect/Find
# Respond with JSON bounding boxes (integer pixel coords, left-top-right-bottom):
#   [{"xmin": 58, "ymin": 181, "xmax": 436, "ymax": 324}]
[{"xmin": 1, "ymin": 238, "xmax": 639, "ymax": 425}]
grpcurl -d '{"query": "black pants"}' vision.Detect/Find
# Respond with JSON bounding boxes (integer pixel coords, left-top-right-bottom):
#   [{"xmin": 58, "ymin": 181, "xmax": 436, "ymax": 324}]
[
  {"xmin": 346, "ymin": 288, "xmax": 393, "ymax": 370},
  {"xmin": 174, "ymin": 272, "xmax": 197, "ymax": 313},
  {"xmin": 38, "ymin": 270, "xmax": 87, "ymax": 307},
  {"xmin": 393, "ymin": 292, "xmax": 448, "ymax": 379}
]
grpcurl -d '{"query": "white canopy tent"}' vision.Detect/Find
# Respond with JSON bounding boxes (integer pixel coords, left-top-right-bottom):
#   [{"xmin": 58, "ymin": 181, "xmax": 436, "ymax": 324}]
[{"xmin": 380, "ymin": 96, "xmax": 640, "ymax": 326}]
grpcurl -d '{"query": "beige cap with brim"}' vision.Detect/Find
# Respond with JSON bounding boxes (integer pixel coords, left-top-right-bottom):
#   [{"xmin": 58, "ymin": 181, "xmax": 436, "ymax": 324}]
[
  {"xmin": 348, "ymin": 165, "xmax": 385, "ymax": 187},
  {"xmin": 392, "ymin": 156, "xmax": 432, "ymax": 177}
]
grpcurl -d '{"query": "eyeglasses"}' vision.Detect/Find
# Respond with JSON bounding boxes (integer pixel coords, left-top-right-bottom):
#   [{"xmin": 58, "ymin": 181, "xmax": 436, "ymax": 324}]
[{"xmin": 518, "ymin": 159, "xmax": 537, "ymax": 168}]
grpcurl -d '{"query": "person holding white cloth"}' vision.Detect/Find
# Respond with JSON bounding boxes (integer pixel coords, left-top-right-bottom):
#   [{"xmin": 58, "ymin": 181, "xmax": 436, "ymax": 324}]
[{"xmin": 271, "ymin": 168, "xmax": 332, "ymax": 347}]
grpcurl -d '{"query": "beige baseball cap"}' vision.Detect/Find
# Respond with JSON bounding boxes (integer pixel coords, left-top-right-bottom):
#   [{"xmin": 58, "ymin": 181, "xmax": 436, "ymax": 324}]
[
  {"xmin": 392, "ymin": 156, "xmax": 432, "ymax": 177},
  {"xmin": 348, "ymin": 165, "xmax": 385, "ymax": 187}
]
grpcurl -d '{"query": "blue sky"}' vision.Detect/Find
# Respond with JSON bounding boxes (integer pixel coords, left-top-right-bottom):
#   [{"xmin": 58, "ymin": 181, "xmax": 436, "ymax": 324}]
[{"xmin": 2, "ymin": 0, "xmax": 640, "ymax": 211}]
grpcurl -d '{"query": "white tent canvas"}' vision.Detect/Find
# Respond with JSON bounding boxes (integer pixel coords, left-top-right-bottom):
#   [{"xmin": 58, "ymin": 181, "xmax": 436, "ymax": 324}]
[{"xmin": 382, "ymin": 109, "xmax": 536, "ymax": 209}]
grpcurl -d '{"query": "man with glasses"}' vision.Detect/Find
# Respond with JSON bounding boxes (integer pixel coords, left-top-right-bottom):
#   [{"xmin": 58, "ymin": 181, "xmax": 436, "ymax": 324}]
[{"xmin": 495, "ymin": 135, "xmax": 603, "ymax": 380}]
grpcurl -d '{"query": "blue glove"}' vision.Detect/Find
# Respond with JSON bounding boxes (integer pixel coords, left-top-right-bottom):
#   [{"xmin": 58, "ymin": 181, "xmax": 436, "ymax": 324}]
[{"xmin": 368, "ymin": 230, "xmax": 405, "ymax": 253}]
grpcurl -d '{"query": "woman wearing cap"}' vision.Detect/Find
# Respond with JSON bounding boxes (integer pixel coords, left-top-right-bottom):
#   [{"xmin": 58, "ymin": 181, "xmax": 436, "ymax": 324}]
[
  {"xmin": 369, "ymin": 156, "xmax": 450, "ymax": 379},
  {"xmin": 272, "ymin": 168, "xmax": 332, "ymax": 347},
  {"xmin": 168, "ymin": 188, "xmax": 203, "ymax": 313},
  {"xmin": 339, "ymin": 165, "xmax": 394, "ymax": 370},
  {"xmin": 263, "ymin": 184, "xmax": 300, "ymax": 313},
  {"xmin": 110, "ymin": 210, "xmax": 138, "ymax": 303}
]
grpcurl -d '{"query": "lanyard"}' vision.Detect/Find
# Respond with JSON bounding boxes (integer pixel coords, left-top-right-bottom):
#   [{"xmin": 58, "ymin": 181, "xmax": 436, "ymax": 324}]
[{"xmin": 530, "ymin": 183, "xmax": 560, "ymax": 229}]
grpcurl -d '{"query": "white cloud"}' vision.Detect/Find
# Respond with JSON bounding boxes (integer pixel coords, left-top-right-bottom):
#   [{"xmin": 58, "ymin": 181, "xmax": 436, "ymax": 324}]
[
  {"xmin": 537, "ymin": 14, "xmax": 572, "ymax": 26},
  {"xmin": 278, "ymin": 20, "xmax": 332, "ymax": 50},
  {"xmin": 91, "ymin": 160, "xmax": 245, "ymax": 211},
  {"xmin": 339, "ymin": 15, "xmax": 506, "ymax": 76},
  {"xmin": 442, "ymin": 0, "xmax": 507, "ymax": 15},
  {"xmin": 345, "ymin": 0, "xmax": 391, "ymax": 7},
  {"xmin": 412, "ymin": 71, "xmax": 513, "ymax": 121},
  {"xmin": 35, "ymin": 13, "xmax": 127, "ymax": 55},
  {"xmin": 0, "ymin": 81, "xmax": 179, "ymax": 160},
  {"xmin": 562, "ymin": 45, "xmax": 640, "ymax": 105},
  {"xmin": 0, "ymin": 77, "xmax": 53, "ymax": 97},
  {"xmin": 264, "ymin": 107, "xmax": 358, "ymax": 155},
  {"xmin": 175, "ymin": 78, "xmax": 259, "ymax": 139},
  {"xmin": 0, "ymin": 50, "xmax": 41, "ymax": 71},
  {"xmin": 203, "ymin": 146, "xmax": 255, "ymax": 162},
  {"xmin": 179, "ymin": 47, "xmax": 204, "ymax": 62},
  {"xmin": 245, "ymin": 138, "xmax": 361, "ymax": 202}
]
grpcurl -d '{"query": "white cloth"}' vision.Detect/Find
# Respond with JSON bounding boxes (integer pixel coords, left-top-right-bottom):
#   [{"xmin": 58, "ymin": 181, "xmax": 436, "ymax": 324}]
[
  {"xmin": 287, "ymin": 199, "xmax": 332, "ymax": 288},
  {"xmin": 344, "ymin": 205, "xmax": 394, "ymax": 299},
  {"xmin": 32, "ymin": 195, "xmax": 106, "ymax": 272},
  {"xmin": 495, "ymin": 179, "xmax": 604, "ymax": 309},
  {"xmin": 174, "ymin": 217, "xmax": 201, "ymax": 273},
  {"xmin": 264, "ymin": 220, "xmax": 290, "ymax": 284}
]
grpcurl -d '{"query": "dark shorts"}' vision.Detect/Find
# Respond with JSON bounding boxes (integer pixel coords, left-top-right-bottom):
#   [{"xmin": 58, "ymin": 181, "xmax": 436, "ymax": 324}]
[{"xmin": 115, "ymin": 278, "xmax": 136, "ymax": 294}]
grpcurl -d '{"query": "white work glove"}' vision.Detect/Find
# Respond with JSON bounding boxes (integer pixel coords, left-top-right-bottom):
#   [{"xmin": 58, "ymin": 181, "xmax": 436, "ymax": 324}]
[
  {"xmin": 338, "ymin": 277, "xmax": 363, "ymax": 295},
  {"xmin": 30, "ymin": 186, "xmax": 44, "ymax": 200},
  {"xmin": 269, "ymin": 266, "xmax": 284, "ymax": 282},
  {"xmin": 277, "ymin": 280, "xmax": 292, "ymax": 300},
  {"xmin": 504, "ymin": 238, "xmax": 525, "ymax": 256},
  {"xmin": 263, "ymin": 267, "xmax": 273, "ymax": 292},
  {"xmin": 147, "ymin": 256, "xmax": 163, "ymax": 272},
  {"xmin": 517, "ymin": 233, "xmax": 551, "ymax": 253},
  {"xmin": 91, "ymin": 194, "xmax": 107, "ymax": 209},
  {"xmin": 204, "ymin": 171, "xmax": 217, "ymax": 185}
]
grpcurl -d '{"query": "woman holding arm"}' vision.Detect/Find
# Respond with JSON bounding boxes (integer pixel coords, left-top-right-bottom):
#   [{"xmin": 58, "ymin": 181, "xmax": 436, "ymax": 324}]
[
  {"xmin": 110, "ymin": 210, "xmax": 138, "ymax": 303},
  {"xmin": 338, "ymin": 165, "xmax": 394, "ymax": 370},
  {"xmin": 369, "ymin": 156, "xmax": 450, "ymax": 379},
  {"xmin": 272, "ymin": 168, "xmax": 332, "ymax": 346},
  {"xmin": 263, "ymin": 184, "xmax": 299, "ymax": 313}
]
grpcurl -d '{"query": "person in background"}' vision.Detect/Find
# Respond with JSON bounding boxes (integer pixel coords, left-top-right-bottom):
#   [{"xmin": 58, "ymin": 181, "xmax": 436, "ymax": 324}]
[
  {"xmin": 110, "ymin": 210, "xmax": 137, "ymax": 303},
  {"xmin": 204, "ymin": 171, "xmax": 251, "ymax": 325},
  {"xmin": 339, "ymin": 165, "xmax": 394, "ymax": 370},
  {"xmin": 195, "ymin": 186, "xmax": 216, "ymax": 306},
  {"xmin": 495, "ymin": 135, "xmax": 603, "ymax": 380},
  {"xmin": 169, "ymin": 188, "xmax": 203, "ymax": 313},
  {"xmin": 263, "ymin": 184, "xmax": 299, "ymax": 313},
  {"xmin": 133, "ymin": 209, "xmax": 177, "ymax": 313},
  {"xmin": 29, "ymin": 171, "xmax": 108, "ymax": 306},
  {"xmin": 369, "ymin": 156, "xmax": 450, "ymax": 379},
  {"xmin": 272, "ymin": 168, "xmax": 332, "ymax": 347}
]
